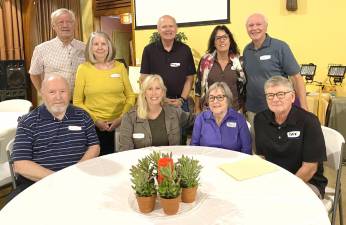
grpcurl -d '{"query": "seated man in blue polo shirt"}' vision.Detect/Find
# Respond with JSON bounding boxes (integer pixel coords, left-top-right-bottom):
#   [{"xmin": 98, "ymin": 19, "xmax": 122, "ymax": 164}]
[
  {"xmin": 254, "ymin": 76, "xmax": 327, "ymax": 199},
  {"xmin": 7, "ymin": 74, "xmax": 100, "ymax": 202}
]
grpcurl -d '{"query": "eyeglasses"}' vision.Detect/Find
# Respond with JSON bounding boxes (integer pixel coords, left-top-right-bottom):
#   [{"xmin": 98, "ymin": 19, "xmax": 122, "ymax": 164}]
[
  {"xmin": 265, "ymin": 91, "xmax": 292, "ymax": 100},
  {"xmin": 208, "ymin": 95, "xmax": 226, "ymax": 102},
  {"xmin": 215, "ymin": 35, "xmax": 229, "ymax": 42}
]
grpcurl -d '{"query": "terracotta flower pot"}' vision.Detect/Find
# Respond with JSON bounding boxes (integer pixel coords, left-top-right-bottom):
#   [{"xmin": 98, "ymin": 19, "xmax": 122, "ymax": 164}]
[
  {"xmin": 181, "ymin": 186, "xmax": 198, "ymax": 203},
  {"xmin": 159, "ymin": 195, "xmax": 181, "ymax": 215},
  {"xmin": 136, "ymin": 195, "xmax": 156, "ymax": 213}
]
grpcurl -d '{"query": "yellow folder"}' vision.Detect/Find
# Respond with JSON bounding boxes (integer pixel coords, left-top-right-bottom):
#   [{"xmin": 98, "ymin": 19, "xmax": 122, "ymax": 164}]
[{"xmin": 219, "ymin": 156, "xmax": 278, "ymax": 181}]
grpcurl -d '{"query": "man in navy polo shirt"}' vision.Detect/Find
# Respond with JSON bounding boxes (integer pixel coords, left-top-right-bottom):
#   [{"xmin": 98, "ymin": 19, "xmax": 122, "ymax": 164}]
[
  {"xmin": 7, "ymin": 74, "xmax": 100, "ymax": 201},
  {"xmin": 254, "ymin": 76, "xmax": 327, "ymax": 199},
  {"xmin": 140, "ymin": 15, "xmax": 196, "ymax": 110}
]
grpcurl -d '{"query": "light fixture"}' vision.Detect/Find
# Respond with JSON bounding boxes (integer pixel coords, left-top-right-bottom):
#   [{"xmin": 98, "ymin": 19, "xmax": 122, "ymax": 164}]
[
  {"xmin": 120, "ymin": 13, "xmax": 132, "ymax": 25},
  {"xmin": 327, "ymin": 65, "xmax": 346, "ymax": 85},
  {"xmin": 300, "ymin": 63, "xmax": 316, "ymax": 83}
]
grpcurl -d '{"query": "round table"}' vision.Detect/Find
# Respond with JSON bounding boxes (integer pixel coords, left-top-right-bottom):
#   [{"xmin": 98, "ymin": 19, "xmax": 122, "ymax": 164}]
[{"xmin": 0, "ymin": 146, "xmax": 330, "ymax": 225}]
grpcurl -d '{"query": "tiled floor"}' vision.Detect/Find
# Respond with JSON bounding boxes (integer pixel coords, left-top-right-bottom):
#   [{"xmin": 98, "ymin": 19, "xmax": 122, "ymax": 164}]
[{"xmin": 1, "ymin": 166, "xmax": 345, "ymax": 224}]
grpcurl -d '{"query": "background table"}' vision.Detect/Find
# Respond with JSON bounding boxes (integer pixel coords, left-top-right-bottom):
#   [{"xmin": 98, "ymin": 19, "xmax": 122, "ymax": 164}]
[
  {"xmin": 0, "ymin": 112, "xmax": 25, "ymax": 163},
  {"xmin": 326, "ymin": 96, "xmax": 346, "ymax": 161},
  {"xmin": 0, "ymin": 146, "xmax": 330, "ymax": 225}
]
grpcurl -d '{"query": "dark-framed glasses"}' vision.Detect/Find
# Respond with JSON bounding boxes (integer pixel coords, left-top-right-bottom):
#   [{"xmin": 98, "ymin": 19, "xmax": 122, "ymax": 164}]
[
  {"xmin": 265, "ymin": 91, "xmax": 292, "ymax": 100},
  {"xmin": 208, "ymin": 95, "xmax": 226, "ymax": 102},
  {"xmin": 215, "ymin": 35, "xmax": 229, "ymax": 42}
]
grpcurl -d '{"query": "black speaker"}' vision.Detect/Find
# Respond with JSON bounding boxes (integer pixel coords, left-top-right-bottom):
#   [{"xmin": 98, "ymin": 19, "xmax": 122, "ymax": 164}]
[{"xmin": 0, "ymin": 60, "xmax": 26, "ymax": 90}]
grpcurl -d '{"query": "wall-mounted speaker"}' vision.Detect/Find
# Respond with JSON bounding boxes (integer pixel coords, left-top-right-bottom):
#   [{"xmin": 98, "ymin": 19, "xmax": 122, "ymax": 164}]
[{"xmin": 0, "ymin": 60, "xmax": 27, "ymax": 90}]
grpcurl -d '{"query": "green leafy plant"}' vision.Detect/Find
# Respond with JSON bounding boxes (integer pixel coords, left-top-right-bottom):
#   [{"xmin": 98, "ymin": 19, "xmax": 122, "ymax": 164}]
[
  {"xmin": 148, "ymin": 151, "xmax": 173, "ymax": 177},
  {"xmin": 176, "ymin": 155, "xmax": 202, "ymax": 188},
  {"xmin": 130, "ymin": 156, "xmax": 156, "ymax": 197},
  {"xmin": 158, "ymin": 165, "xmax": 181, "ymax": 199},
  {"xmin": 149, "ymin": 31, "xmax": 188, "ymax": 44}
]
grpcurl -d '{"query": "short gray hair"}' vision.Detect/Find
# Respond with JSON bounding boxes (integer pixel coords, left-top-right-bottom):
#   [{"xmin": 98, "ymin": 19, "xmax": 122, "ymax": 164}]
[
  {"xmin": 264, "ymin": 76, "xmax": 294, "ymax": 92},
  {"xmin": 51, "ymin": 8, "xmax": 75, "ymax": 25},
  {"xmin": 246, "ymin": 13, "xmax": 268, "ymax": 26},
  {"xmin": 206, "ymin": 82, "xmax": 233, "ymax": 107},
  {"xmin": 41, "ymin": 73, "xmax": 70, "ymax": 93},
  {"xmin": 157, "ymin": 15, "xmax": 177, "ymax": 28},
  {"xmin": 85, "ymin": 32, "xmax": 116, "ymax": 64}
]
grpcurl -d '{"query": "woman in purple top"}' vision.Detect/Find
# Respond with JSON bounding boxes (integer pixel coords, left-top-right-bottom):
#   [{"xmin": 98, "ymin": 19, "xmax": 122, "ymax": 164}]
[{"xmin": 191, "ymin": 82, "xmax": 252, "ymax": 154}]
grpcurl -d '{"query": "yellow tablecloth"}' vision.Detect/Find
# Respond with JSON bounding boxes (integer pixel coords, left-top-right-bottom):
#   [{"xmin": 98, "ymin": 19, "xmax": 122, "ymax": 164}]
[{"xmin": 306, "ymin": 93, "xmax": 331, "ymax": 125}]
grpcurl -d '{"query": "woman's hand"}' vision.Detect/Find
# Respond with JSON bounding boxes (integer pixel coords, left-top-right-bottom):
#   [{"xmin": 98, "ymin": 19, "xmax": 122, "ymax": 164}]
[
  {"xmin": 95, "ymin": 120, "xmax": 109, "ymax": 131},
  {"xmin": 108, "ymin": 117, "xmax": 122, "ymax": 131}
]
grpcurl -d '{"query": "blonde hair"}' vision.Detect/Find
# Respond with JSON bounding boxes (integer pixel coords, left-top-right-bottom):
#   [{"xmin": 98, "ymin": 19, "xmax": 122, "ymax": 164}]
[
  {"xmin": 85, "ymin": 32, "xmax": 116, "ymax": 64},
  {"xmin": 51, "ymin": 8, "xmax": 75, "ymax": 25},
  {"xmin": 137, "ymin": 75, "xmax": 167, "ymax": 119}
]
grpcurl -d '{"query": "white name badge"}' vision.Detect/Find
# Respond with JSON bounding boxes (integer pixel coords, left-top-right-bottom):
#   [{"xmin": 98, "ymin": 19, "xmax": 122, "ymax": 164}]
[
  {"xmin": 68, "ymin": 126, "xmax": 82, "ymax": 131},
  {"xmin": 287, "ymin": 131, "xmax": 300, "ymax": 138},
  {"xmin": 226, "ymin": 122, "xmax": 237, "ymax": 128},
  {"xmin": 259, "ymin": 55, "xmax": 271, "ymax": 60},
  {"xmin": 133, "ymin": 133, "xmax": 145, "ymax": 139},
  {"xmin": 170, "ymin": 62, "xmax": 181, "ymax": 67},
  {"xmin": 111, "ymin": 73, "xmax": 120, "ymax": 78}
]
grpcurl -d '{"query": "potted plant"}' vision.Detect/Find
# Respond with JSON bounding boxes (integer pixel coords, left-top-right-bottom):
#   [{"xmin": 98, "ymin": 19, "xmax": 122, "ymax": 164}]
[
  {"xmin": 157, "ymin": 158, "xmax": 181, "ymax": 215},
  {"xmin": 130, "ymin": 156, "xmax": 157, "ymax": 213},
  {"xmin": 176, "ymin": 155, "xmax": 202, "ymax": 203},
  {"xmin": 149, "ymin": 31, "xmax": 188, "ymax": 44}
]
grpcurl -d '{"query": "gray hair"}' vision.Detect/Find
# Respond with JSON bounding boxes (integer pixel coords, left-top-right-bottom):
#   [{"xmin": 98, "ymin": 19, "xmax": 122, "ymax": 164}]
[
  {"xmin": 206, "ymin": 82, "xmax": 233, "ymax": 107},
  {"xmin": 264, "ymin": 76, "xmax": 294, "ymax": 92},
  {"xmin": 51, "ymin": 8, "xmax": 75, "ymax": 25},
  {"xmin": 246, "ymin": 13, "xmax": 268, "ymax": 26},
  {"xmin": 157, "ymin": 15, "xmax": 177, "ymax": 28},
  {"xmin": 41, "ymin": 73, "xmax": 70, "ymax": 93},
  {"xmin": 85, "ymin": 31, "xmax": 116, "ymax": 64}
]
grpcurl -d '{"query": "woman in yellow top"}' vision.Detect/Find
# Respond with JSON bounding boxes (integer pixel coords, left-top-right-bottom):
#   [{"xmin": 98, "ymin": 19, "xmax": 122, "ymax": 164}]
[{"xmin": 73, "ymin": 31, "xmax": 135, "ymax": 155}]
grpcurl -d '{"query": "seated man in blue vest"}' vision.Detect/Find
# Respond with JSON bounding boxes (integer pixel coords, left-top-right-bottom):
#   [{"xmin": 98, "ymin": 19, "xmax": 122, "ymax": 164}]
[{"xmin": 7, "ymin": 74, "xmax": 100, "ymax": 202}]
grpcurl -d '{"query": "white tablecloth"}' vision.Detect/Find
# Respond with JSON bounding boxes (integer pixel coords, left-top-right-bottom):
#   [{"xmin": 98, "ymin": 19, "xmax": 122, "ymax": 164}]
[
  {"xmin": 0, "ymin": 146, "xmax": 330, "ymax": 225},
  {"xmin": 0, "ymin": 112, "xmax": 25, "ymax": 163}
]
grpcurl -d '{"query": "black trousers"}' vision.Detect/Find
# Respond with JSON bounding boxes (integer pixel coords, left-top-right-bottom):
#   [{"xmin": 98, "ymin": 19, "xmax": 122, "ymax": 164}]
[
  {"xmin": 4, "ymin": 176, "xmax": 34, "ymax": 206},
  {"xmin": 95, "ymin": 127, "xmax": 115, "ymax": 156}
]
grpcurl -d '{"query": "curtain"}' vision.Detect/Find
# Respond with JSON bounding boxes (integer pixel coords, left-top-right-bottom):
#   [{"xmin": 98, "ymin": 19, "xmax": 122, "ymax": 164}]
[
  {"xmin": 0, "ymin": 0, "xmax": 24, "ymax": 60},
  {"xmin": 34, "ymin": 0, "xmax": 82, "ymax": 44}
]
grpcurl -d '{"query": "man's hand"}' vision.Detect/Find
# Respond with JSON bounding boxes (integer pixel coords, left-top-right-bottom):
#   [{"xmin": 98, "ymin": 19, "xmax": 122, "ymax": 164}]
[{"xmin": 165, "ymin": 98, "xmax": 182, "ymax": 107}]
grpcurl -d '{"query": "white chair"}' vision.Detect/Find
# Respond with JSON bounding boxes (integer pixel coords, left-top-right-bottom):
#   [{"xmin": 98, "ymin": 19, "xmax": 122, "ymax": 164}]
[
  {"xmin": 6, "ymin": 139, "xmax": 16, "ymax": 189},
  {"xmin": 0, "ymin": 99, "xmax": 32, "ymax": 112},
  {"xmin": 0, "ymin": 139, "xmax": 15, "ymax": 189},
  {"xmin": 321, "ymin": 126, "xmax": 344, "ymax": 225},
  {"xmin": 115, "ymin": 128, "xmax": 120, "ymax": 152}
]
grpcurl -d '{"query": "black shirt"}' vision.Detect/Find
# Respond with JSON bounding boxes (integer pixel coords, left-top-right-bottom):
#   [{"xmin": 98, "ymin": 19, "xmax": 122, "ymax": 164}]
[
  {"xmin": 140, "ymin": 40, "xmax": 196, "ymax": 98},
  {"xmin": 254, "ymin": 105, "xmax": 328, "ymax": 197}
]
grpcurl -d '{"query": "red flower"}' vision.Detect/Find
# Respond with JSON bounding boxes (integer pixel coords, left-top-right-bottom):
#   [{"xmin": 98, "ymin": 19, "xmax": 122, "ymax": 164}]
[{"xmin": 157, "ymin": 157, "xmax": 174, "ymax": 184}]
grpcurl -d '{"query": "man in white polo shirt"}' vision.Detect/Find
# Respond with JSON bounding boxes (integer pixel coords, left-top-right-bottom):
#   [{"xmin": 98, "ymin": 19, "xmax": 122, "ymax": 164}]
[{"xmin": 29, "ymin": 8, "xmax": 85, "ymax": 92}]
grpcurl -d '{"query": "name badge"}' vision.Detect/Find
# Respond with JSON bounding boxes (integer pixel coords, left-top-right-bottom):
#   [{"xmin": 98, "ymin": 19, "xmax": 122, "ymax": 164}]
[
  {"xmin": 287, "ymin": 131, "xmax": 300, "ymax": 138},
  {"xmin": 68, "ymin": 126, "xmax": 82, "ymax": 131},
  {"xmin": 259, "ymin": 55, "xmax": 271, "ymax": 60},
  {"xmin": 226, "ymin": 122, "xmax": 237, "ymax": 128},
  {"xmin": 170, "ymin": 62, "xmax": 181, "ymax": 67},
  {"xmin": 133, "ymin": 133, "xmax": 145, "ymax": 139},
  {"xmin": 111, "ymin": 73, "xmax": 120, "ymax": 78}
]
